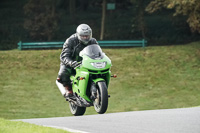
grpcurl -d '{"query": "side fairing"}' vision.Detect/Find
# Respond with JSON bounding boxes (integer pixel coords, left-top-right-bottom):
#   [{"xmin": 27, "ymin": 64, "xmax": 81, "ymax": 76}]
[{"xmin": 71, "ymin": 68, "xmax": 91, "ymax": 102}]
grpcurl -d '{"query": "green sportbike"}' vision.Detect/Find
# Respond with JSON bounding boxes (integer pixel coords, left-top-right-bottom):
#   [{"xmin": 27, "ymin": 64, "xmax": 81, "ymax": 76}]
[{"xmin": 58, "ymin": 44, "xmax": 116, "ymax": 116}]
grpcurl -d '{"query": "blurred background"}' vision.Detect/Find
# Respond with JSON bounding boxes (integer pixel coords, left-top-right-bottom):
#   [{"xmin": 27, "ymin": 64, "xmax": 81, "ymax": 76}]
[{"xmin": 0, "ymin": 0, "xmax": 200, "ymax": 50}]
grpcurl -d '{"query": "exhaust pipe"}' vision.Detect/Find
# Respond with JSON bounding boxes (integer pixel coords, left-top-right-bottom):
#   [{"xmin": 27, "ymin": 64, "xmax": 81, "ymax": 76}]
[{"xmin": 56, "ymin": 80, "xmax": 66, "ymax": 96}]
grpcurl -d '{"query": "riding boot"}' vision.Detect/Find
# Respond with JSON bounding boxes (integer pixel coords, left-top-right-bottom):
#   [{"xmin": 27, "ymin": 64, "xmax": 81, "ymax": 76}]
[{"xmin": 64, "ymin": 85, "xmax": 73, "ymax": 98}]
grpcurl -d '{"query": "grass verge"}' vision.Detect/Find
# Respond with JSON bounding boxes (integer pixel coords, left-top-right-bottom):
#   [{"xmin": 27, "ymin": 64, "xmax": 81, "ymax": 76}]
[{"xmin": 0, "ymin": 118, "xmax": 70, "ymax": 133}]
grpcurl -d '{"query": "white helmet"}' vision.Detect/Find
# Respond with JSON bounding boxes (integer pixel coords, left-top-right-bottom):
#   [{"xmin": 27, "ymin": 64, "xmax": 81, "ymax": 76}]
[{"xmin": 76, "ymin": 24, "xmax": 92, "ymax": 45}]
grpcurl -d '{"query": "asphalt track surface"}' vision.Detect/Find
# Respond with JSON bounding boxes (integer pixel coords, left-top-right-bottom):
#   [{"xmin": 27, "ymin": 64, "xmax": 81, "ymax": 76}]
[{"xmin": 15, "ymin": 107, "xmax": 200, "ymax": 133}]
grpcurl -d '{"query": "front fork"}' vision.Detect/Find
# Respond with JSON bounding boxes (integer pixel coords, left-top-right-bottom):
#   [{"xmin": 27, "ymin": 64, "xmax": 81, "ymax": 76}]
[{"xmin": 90, "ymin": 82, "xmax": 97, "ymax": 100}]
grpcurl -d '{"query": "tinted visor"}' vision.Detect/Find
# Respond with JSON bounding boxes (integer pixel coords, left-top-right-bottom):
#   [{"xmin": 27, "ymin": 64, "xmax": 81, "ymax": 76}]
[{"xmin": 80, "ymin": 35, "xmax": 90, "ymax": 42}]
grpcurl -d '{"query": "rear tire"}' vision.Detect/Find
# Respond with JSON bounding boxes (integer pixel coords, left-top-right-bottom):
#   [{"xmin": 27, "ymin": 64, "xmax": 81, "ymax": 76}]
[
  {"xmin": 93, "ymin": 81, "xmax": 108, "ymax": 114},
  {"xmin": 69, "ymin": 102, "xmax": 86, "ymax": 116}
]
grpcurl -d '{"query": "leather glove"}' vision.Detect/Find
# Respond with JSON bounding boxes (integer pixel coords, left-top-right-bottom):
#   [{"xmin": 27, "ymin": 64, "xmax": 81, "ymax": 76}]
[{"xmin": 71, "ymin": 61, "xmax": 81, "ymax": 68}]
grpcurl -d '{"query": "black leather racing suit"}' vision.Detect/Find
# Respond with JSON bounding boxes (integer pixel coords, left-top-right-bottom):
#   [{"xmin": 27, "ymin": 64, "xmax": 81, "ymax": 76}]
[{"xmin": 58, "ymin": 33, "xmax": 98, "ymax": 86}]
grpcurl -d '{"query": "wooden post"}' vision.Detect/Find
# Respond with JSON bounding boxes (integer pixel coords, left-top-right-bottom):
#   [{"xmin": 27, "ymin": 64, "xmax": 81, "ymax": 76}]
[{"xmin": 100, "ymin": 0, "xmax": 106, "ymax": 40}]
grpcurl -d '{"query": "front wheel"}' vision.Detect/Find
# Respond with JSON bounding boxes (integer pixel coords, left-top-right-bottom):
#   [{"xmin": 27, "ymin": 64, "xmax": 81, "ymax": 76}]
[
  {"xmin": 69, "ymin": 102, "xmax": 86, "ymax": 116},
  {"xmin": 93, "ymin": 81, "xmax": 108, "ymax": 114}
]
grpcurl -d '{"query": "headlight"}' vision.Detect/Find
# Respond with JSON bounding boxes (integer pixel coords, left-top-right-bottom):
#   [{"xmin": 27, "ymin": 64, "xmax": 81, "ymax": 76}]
[{"xmin": 91, "ymin": 62, "xmax": 107, "ymax": 68}]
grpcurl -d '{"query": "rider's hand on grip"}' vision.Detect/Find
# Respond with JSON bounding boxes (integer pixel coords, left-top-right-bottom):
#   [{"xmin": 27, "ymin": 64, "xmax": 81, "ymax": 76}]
[{"xmin": 71, "ymin": 61, "xmax": 81, "ymax": 68}]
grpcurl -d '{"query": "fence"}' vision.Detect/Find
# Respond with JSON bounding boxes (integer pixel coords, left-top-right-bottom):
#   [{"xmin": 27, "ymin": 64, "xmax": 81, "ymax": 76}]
[{"xmin": 17, "ymin": 39, "xmax": 147, "ymax": 50}]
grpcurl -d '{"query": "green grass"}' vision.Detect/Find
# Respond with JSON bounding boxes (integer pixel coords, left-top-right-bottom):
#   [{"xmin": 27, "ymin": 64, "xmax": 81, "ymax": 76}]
[
  {"xmin": 0, "ymin": 118, "xmax": 70, "ymax": 133},
  {"xmin": 0, "ymin": 42, "xmax": 200, "ymax": 120}
]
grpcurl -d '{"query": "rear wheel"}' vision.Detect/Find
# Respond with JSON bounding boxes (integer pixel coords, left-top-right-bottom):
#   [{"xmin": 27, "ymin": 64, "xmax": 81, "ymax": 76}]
[
  {"xmin": 69, "ymin": 102, "xmax": 86, "ymax": 116},
  {"xmin": 93, "ymin": 82, "xmax": 108, "ymax": 114}
]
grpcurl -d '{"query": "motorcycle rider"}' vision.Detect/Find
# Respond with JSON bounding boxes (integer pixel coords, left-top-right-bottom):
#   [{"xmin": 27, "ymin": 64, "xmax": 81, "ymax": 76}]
[{"xmin": 57, "ymin": 24, "xmax": 98, "ymax": 98}]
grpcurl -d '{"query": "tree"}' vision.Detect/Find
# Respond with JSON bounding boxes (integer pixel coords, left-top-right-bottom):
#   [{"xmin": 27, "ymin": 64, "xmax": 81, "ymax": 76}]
[
  {"xmin": 24, "ymin": 0, "xmax": 59, "ymax": 41},
  {"xmin": 130, "ymin": 0, "xmax": 148, "ymax": 38},
  {"xmin": 145, "ymin": 0, "xmax": 200, "ymax": 33},
  {"xmin": 69, "ymin": 0, "xmax": 76, "ymax": 23},
  {"xmin": 100, "ymin": 0, "xmax": 106, "ymax": 40}
]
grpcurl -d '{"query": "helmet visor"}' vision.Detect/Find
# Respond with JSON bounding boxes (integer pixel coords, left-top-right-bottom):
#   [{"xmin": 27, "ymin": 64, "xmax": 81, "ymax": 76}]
[{"xmin": 80, "ymin": 35, "xmax": 90, "ymax": 43}]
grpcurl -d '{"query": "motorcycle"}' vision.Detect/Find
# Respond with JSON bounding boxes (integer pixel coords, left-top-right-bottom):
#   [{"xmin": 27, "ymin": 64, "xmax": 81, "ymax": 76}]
[{"xmin": 56, "ymin": 44, "xmax": 116, "ymax": 116}]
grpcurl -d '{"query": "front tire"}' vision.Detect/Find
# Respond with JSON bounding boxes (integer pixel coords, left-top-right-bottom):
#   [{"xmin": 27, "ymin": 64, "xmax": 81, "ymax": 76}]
[
  {"xmin": 93, "ymin": 81, "xmax": 108, "ymax": 114},
  {"xmin": 69, "ymin": 102, "xmax": 86, "ymax": 116}
]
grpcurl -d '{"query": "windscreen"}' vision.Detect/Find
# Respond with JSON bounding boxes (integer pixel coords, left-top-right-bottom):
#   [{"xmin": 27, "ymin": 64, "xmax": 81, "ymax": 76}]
[{"xmin": 80, "ymin": 44, "xmax": 104, "ymax": 59}]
